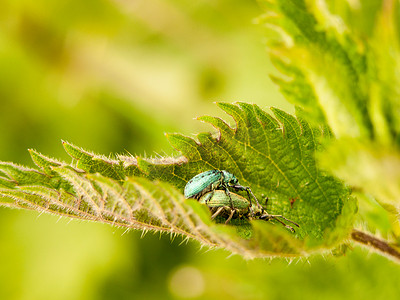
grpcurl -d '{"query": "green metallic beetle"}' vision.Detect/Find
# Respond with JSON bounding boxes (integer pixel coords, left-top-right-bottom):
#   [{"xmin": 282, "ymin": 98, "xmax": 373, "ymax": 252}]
[
  {"xmin": 184, "ymin": 170, "xmax": 260, "ymax": 209},
  {"xmin": 199, "ymin": 190, "xmax": 299, "ymax": 232}
]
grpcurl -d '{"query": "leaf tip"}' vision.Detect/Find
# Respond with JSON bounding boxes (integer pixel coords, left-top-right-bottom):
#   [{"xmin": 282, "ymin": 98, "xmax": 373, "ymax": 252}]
[
  {"xmin": 165, "ymin": 133, "xmax": 182, "ymax": 151},
  {"xmin": 215, "ymin": 102, "xmax": 229, "ymax": 109},
  {"xmin": 196, "ymin": 116, "xmax": 206, "ymax": 122}
]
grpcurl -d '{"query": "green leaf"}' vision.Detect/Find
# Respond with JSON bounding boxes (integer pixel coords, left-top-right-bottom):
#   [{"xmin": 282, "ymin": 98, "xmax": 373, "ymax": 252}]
[
  {"xmin": 0, "ymin": 103, "xmax": 356, "ymax": 257},
  {"xmin": 366, "ymin": 2, "xmax": 400, "ymax": 146},
  {"xmin": 319, "ymin": 139, "xmax": 400, "ymax": 214},
  {"xmin": 259, "ymin": 0, "xmax": 400, "ymax": 143},
  {"xmin": 259, "ymin": 0, "xmax": 372, "ymax": 138},
  {"xmin": 143, "ymin": 103, "xmax": 356, "ymax": 246},
  {"xmin": 62, "ymin": 141, "xmax": 133, "ymax": 180},
  {"xmin": 259, "ymin": 0, "xmax": 400, "ymax": 236}
]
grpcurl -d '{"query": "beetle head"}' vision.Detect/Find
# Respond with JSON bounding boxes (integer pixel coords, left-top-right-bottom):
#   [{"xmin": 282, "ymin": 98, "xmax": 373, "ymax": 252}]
[{"xmin": 222, "ymin": 170, "xmax": 238, "ymax": 185}]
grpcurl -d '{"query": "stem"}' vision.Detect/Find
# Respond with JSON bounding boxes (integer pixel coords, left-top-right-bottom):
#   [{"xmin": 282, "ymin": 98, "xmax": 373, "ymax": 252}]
[{"xmin": 351, "ymin": 229, "xmax": 400, "ymax": 262}]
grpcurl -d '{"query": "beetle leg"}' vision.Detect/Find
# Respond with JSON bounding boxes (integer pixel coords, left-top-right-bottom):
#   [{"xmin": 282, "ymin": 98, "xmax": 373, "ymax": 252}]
[
  {"xmin": 267, "ymin": 215, "xmax": 295, "ymax": 232},
  {"xmin": 211, "ymin": 207, "xmax": 225, "ymax": 219},
  {"xmin": 225, "ymin": 208, "xmax": 235, "ymax": 224},
  {"xmin": 223, "ymin": 185, "xmax": 234, "ymax": 209},
  {"xmin": 259, "ymin": 213, "xmax": 300, "ymax": 233},
  {"xmin": 248, "ymin": 205, "xmax": 255, "ymax": 217},
  {"xmin": 202, "ymin": 191, "xmax": 214, "ymax": 204},
  {"xmin": 231, "ymin": 185, "xmax": 261, "ymax": 209},
  {"xmin": 270, "ymin": 215, "xmax": 300, "ymax": 228},
  {"xmin": 264, "ymin": 196, "xmax": 269, "ymax": 207},
  {"xmin": 206, "ymin": 189, "xmax": 215, "ymax": 204},
  {"xmin": 274, "ymin": 219, "xmax": 296, "ymax": 232}
]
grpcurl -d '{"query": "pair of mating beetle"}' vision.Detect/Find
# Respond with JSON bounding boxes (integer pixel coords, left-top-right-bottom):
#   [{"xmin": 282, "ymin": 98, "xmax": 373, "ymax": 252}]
[{"xmin": 184, "ymin": 170, "xmax": 299, "ymax": 232}]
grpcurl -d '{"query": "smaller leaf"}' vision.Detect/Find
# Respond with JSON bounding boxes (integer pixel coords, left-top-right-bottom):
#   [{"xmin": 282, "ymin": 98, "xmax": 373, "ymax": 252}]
[
  {"xmin": 62, "ymin": 140, "xmax": 142, "ymax": 180},
  {"xmin": 29, "ymin": 149, "xmax": 60, "ymax": 172},
  {"xmin": 0, "ymin": 162, "xmax": 52, "ymax": 188},
  {"xmin": 319, "ymin": 138, "xmax": 400, "ymax": 215},
  {"xmin": 260, "ymin": 0, "xmax": 371, "ymax": 138}
]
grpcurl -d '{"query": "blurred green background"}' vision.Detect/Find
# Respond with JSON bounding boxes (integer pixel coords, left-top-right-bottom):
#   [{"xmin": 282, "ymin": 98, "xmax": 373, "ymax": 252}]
[{"xmin": 0, "ymin": 1, "xmax": 399, "ymax": 299}]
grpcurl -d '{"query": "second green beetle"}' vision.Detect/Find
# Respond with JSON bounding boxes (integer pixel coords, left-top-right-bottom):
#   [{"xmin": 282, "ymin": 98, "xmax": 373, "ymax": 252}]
[{"xmin": 199, "ymin": 190, "xmax": 299, "ymax": 232}]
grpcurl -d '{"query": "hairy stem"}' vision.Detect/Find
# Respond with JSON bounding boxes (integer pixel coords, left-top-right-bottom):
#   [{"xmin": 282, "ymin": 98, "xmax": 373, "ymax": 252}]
[{"xmin": 351, "ymin": 229, "xmax": 400, "ymax": 263}]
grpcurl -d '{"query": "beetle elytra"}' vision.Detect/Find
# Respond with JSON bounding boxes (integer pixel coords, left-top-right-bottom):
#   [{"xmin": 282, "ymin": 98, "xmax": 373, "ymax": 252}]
[{"xmin": 184, "ymin": 170, "xmax": 261, "ymax": 210}]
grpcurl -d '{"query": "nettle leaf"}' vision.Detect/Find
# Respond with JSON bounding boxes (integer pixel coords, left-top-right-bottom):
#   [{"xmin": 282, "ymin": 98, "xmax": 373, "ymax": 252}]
[
  {"xmin": 259, "ymin": 1, "xmax": 400, "ymax": 227},
  {"xmin": 319, "ymin": 139, "xmax": 400, "ymax": 215},
  {"xmin": 259, "ymin": 0, "xmax": 400, "ymax": 144},
  {"xmin": 0, "ymin": 103, "xmax": 356, "ymax": 258},
  {"xmin": 259, "ymin": 0, "xmax": 371, "ymax": 138},
  {"xmin": 141, "ymin": 103, "xmax": 356, "ymax": 249}
]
